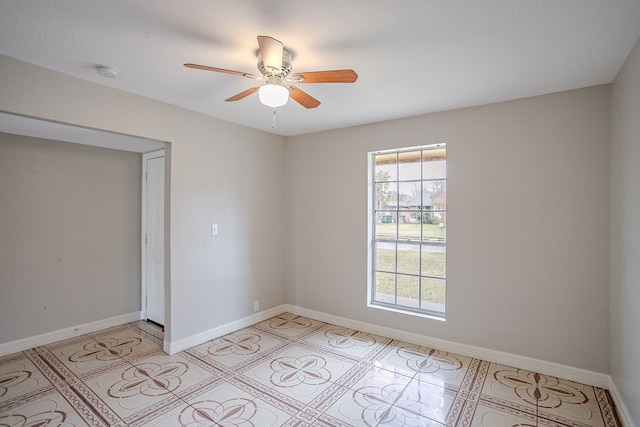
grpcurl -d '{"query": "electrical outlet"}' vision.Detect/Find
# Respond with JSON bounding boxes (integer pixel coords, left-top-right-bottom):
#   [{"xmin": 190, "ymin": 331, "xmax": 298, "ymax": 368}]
[{"xmin": 253, "ymin": 300, "xmax": 259, "ymax": 312}]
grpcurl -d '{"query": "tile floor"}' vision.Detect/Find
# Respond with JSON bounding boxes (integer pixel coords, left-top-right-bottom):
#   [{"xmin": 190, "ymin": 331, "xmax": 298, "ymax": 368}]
[{"xmin": 0, "ymin": 313, "xmax": 621, "ymax": 426}]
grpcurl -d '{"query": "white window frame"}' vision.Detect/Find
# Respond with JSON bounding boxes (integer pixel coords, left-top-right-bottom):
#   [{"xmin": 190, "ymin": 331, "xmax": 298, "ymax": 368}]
[{"xmin": 367, "ymin": 144, "xmax": 447, "ymax": 320}]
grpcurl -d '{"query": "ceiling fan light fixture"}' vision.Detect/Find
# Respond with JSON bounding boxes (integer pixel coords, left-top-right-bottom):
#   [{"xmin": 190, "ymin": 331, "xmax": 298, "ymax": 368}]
[{"xmin": 258, "ymin": 83, "xmax": 289, "ymax": 108}]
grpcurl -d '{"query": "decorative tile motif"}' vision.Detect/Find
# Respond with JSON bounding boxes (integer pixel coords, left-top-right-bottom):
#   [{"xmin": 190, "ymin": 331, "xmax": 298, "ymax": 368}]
[
  {"xmin": 0, "ymin": 393, "xmax": 95, "ymax": 426},
  {"xmin": 325, "ymin": 387, "xmax": 446, "ymax": 426},
  {"xmin": 0, "ymin": 314, "xmax": 622, "ymax": 426},
  {"xmin": 0, "ymin": 355, "xmax": 52, "ymax": 405},
  {"xmin": 374, "ymin": 342, "xmax": 475, "ymax": 390},
  {"xmin": 107, "ymin": 360, "xmax": 189, "ymax": 399},
  {"xmin": 395, "ymin": 379, "xmax": 462, "ymax": 424},
  {"xmin": 254, "ymin": 313, "xmax": 325, "ymax": 340},
  {"xmin": 73, "ymin": 337, "xmax": 143, "ymax": 362},
  {"xmin": 270, "ymin": 354, "xmax": 332, "ymax": 388},
  {"xmin": 458, "ymin": 400, "xmax": 538, "ymax": 427},
  {"xmin": 302, "ymin": 325, "xmax": 392, "ymax": 363},
  {"xmin": 493, "ymin": 367, "xmax": 588, "ymax": 408},
  {"xmin": 472, "ymin": 363, "xmax": 620, "ymax": 427},
  {"xmin": 244, "ymin": 345, "xmax": 356, "ymax": 405},
  {"xmin": 184, "ymin": 382, "xmax": 291, "ymax": 426},
  {"xmin": 209, "ymin": 332, "xmax": 263, "ymax": 356}
]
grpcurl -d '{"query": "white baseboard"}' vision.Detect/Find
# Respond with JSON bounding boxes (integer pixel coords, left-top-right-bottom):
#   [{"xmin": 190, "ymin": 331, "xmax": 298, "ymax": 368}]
[
  {"xmin": 608, "ymin": 378, "xmax": 636, "ymax": 427},
  {"xmin": 284, "ymin": 304, "xmax": 612, "ymax": 390},
  {"xmin": 164, "ymin": 303, "xmax": 612, "ymax": 390},
  {"xmin": 164, "ymin": 305, "xmax": 287, "ymax": 354},
  {"xmin": 0, "ymin": 311, "xmax": 142, "ymax": 357}
]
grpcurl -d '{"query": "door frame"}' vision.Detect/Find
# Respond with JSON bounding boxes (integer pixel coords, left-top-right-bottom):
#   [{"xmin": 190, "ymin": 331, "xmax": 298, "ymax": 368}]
[{"xmin": 141, "ymin": 149, "xmax": 165, "ymax": 322}]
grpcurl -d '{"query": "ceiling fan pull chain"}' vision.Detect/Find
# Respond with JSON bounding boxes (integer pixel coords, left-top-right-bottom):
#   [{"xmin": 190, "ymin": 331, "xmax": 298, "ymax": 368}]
[{"xmin": 272, "ymin": 108, "xmax": 277, "ymax": 128}]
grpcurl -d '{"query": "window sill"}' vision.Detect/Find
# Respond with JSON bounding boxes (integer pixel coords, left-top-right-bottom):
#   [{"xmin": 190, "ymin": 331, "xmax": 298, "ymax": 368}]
[{"xmin": 368, "ymin": 301, "xmax": 446, "ymax": 322}]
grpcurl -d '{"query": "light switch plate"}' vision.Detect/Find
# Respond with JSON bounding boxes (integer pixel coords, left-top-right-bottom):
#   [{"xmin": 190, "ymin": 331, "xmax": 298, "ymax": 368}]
[{"xmin": 211, "ymin": 224, "xmax": 218, "ymax": 235}]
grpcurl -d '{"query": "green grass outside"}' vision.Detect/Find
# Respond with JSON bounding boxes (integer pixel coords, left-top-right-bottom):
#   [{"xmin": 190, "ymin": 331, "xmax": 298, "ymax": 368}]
[
  {"xmin": 375, "ymin": 223, "xmax": 446, "ymax": 240},
  {"xmin": 374, "ymin": 248, "xmax": 446, "ymax": 304}
]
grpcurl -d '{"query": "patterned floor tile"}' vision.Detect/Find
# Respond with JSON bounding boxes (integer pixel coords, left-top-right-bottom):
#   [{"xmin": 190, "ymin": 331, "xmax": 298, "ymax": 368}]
[
  {"xmin": 395, "ymin": 377, "xmax": 465, "ymax": 425},
  {"xmin": 186, "ymin": 380, "xmax": 296, "ymax": 426},
  {"xmin": 477, "ymin": 363, "xmax": 546, "ymax": 410},
  {"xmin": 300, "ymin": 324, "xmax": 392, "ymax": 361},
  {"xmin": 321, "ymin": 386, "xmax": 391, "ymax": 427},
  {"xmin": 0, "ymin": 382, "xmax": 107, "ymax": 426},
  {"xmin": 187, "ymin": 327, "xmax": 287, "ymax": 371},
  {"xmin": 253, "ymin": 313, "xmax": 326, "ymax": 340},
  {"xmin": 36, "ymin": 338, "xmax": 133, "ymax": 381},
  {"xmin": 457, "ymin": 399, "xmax": 539, "ymax": 427},
  {"xmin": 242, "ymin": 344, "xmax": 357, "ymax": 405},
  {"xmin": 471, "ymin": 362, "xmax": 619, "ymax": 427},
  {"xmin": 75, "ymin": 352, "xmax": 213, "ymax": 421},
  {"xmin": 76, "ymin": 366, "xmax": 170, "ymax": 420},
  {"xmin": 321, "ymin": 384, "xmax": 447, "ymax": 427},
  {"xmin": 114, "ymin": 397, "xmax": 190, "ymax": 427},
  {"xmin": 372, "ymin": 341, "xmax": 477, "ymax": 390},
  {"xmin": 0, "ymin": 353, "xmax": 54, "ymax": 409},
  {"xmin": 88, "ymin": 326, "xmax": 163, "ymax": 361},
  {"xmin": 318, "ymin": 367, "xmax": 414, "ymax": 426},
  {"xmin": 535, "ymin": 381, "xmax": 607, "ymax": 426},
  {"xmin": 346, "ymin": 365, "xmax": 413, "ymax": 400},
  {"xmin": 0, "ymin": 314, "xmax": 623, "ymax": 427}
]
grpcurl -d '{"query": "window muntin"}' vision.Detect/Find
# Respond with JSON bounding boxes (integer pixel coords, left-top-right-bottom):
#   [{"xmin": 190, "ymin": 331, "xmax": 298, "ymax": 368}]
[{"xmin": 370, "ymin": 144, "xmax": 446, "ymax": 318}]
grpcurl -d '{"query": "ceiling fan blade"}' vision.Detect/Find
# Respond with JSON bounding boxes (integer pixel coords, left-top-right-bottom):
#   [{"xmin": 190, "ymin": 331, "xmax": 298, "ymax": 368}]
[
  {"xmin": 257, "ymin": 35, "xmax": 283, "ymax": 73},
  {"xmin": 184, "ymin": 63, "xmax": 258, "ymax": 79},
  {"xmin": 225, "ymin": 86, "xmax": 260, "ymax": 102},
  {"xmin": 291, "ymin": 69, "xmax": 358, "ymax": 83},
  {"xmin": 289, "ymin": 86, "xmax": 321, "ymax": 109}
]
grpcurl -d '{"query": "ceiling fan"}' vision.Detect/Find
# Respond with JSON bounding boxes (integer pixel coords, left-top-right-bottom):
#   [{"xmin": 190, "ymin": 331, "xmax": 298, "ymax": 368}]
[{"xmin": 184, "ymin": 36, "xmax": 358, "ymax": 110}]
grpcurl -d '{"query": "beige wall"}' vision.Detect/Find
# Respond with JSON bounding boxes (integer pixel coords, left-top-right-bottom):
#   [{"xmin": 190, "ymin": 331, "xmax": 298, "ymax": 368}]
[
  {"xmin": 0, "ymin": 55, "xmax": 287, "ymax": 346},
  {"xmin": 286, "ymin": 85, "xmax": 611, "ymax": 373},
  {"xmin": 611, "ymin": 38, "xmax": 640, "ymax": 421},
  {"xmin": 0, "ymin": 133, "xmax": 141, "ymax": 342}
]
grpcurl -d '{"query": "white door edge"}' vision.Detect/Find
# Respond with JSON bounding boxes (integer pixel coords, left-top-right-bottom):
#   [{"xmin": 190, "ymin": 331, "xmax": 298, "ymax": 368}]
[{"xmin": 141, "ymin": 149, "xmax": 165, "ymax": 322}]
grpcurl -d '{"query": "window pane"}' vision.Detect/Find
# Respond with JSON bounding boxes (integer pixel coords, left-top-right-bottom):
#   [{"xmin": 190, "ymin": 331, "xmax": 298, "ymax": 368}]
[
  {"xmin": 397, "ymin": 274, "xmax": 419, "ymax": 308},
  {"xmin": 422, "ymin": 212, "xmax": 446, "ymax": 242},
  {"xmin": 398, "ymin": 181, "xmax": 420, "ymax": 210},
  {"xmin": 375, "ymin": 272, "xmax": 396, "ymax": 304},
  {"xmin": 423, "ymin": 150, "xmax": 446, "ymax": 180},
  {"xmin": 375, "ymin": 153, "xmax": 397, "ymax": 181},
  {"xmin": 421, "ymin": 245, "xmax": 446, "ymax": 278},
  {"xmin": 425, "ymin": 180, "xmax": 446, "ymax": 210},
  {"xmin": 375, "ymin": 212, "xmax": 397, "ymax": 239},
  {"xmin": 397, "ymin": 243, "xmax": 420, "ymax": 275},
  {"xmin": 398, "ymin": 151, "xmax": 422, "ymax": 181},
  {"xmin": 375, "ymin": 242, "xmax": 396, "ymax": 272},
  {"xmin": 375, "ymin": 182, "xmax": 396, "ymax": 210},
  {"xmin": 421, "ymin": 277, "xmax": 446, "ymax": 309},
  {"xmin": 398, "ymin": 216, "xmax": 422, "ymax": 240}
]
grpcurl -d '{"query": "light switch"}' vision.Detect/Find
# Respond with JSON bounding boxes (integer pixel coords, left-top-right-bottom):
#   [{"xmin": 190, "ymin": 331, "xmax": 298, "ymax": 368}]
[{"xmin": 211, "ymin": 224, "xmax": 218, "ymax": 235}]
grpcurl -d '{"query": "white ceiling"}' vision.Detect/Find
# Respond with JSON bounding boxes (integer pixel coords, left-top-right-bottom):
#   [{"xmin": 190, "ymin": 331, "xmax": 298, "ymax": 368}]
[{"xmin": 1, "ymin": 0, "xmax": 639, "ymax": 137}]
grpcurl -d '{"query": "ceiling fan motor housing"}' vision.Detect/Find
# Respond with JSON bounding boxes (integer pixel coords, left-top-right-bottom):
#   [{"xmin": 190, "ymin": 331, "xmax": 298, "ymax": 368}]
[{"xmin": 258, "ymin": 48, "xmax": 292, "ymax": 77}]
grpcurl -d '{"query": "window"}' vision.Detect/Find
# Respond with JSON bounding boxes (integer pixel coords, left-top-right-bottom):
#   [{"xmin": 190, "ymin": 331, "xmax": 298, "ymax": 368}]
[{"xmin": 369, "ymin": 144, "xmax": 447, "ymax": 318}]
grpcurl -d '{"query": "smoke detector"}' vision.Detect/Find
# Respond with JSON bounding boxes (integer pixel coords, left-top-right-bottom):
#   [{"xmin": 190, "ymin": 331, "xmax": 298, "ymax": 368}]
[{"xmin": 96, "ymin": 66, "xmax": 119, "ymax": 79}]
